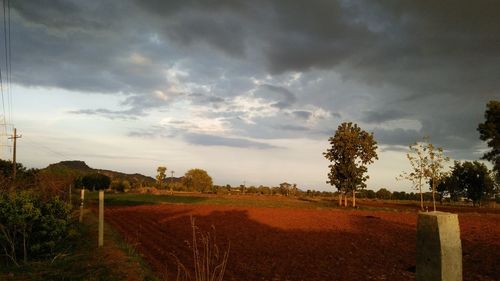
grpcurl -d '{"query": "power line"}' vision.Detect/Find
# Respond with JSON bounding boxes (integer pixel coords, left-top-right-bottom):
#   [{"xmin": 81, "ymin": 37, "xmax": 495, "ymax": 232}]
[
  {"xmin": 7, "ymin": 0, "xmax": 11, "ymax": 124},
  {"xmin": 22, "ymin": 135, "xmax": 70, "ymax": 159},
  {"xmin": 0, "ymin": 0, "xmax": 7, "ymax": 140},
  {"xmin": 2, "ymin": 0, "xmax": 10, "ymax": 125}
]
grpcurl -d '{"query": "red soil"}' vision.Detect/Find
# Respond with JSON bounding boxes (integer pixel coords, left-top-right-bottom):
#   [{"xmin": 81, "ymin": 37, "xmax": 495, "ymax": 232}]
[{"xmin": 105, "ymin": 205, "xmax": 500, "ymax": 281}]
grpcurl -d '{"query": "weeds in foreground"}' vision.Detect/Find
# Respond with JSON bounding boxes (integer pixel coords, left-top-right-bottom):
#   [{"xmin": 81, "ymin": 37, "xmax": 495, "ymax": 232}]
[{"xmin": 170, "ymin": 217, "xmax": 230, "ymax": 281}]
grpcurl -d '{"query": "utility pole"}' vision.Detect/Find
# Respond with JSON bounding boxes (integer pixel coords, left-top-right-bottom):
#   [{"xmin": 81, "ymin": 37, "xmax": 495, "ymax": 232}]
[
  {"xmin": 170, "ymin": 171, "xmax": 175, "ymax": 195},
  {"xmin": 8, "ymin": 128, "xmax": 21, "ymax": 179}
]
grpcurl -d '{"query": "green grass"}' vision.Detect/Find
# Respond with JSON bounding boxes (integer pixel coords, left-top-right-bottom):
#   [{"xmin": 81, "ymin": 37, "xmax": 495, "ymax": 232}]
[
  {"xmin": 0, "ymin": 209, "xmax": 158, "ymax": 281},
  {"xmin": 83, "ymin": 191, "xmax": 341, "ymax": 209},
  {"xmin": 86, "ymin": 192, "xmax": 208, "ymax": 206}
]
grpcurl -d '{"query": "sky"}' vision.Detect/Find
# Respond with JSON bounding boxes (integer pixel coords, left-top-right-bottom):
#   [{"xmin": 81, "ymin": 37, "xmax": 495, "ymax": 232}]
[{"xmin": 1, "ymin": 0, "xmax": 498, "ymax": 191}]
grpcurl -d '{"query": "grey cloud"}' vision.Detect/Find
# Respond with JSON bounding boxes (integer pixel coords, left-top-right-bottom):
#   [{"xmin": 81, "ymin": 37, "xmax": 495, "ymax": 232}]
[
  {"xmin": 372, "ymin": 128, "xmax": 422, "ymax": 148},
  {"xmin": 277, "ymin": 125, "xmax": 310, "ymax": 132},
  {"xmin": 331, "ymin": 112, "xmax": 341, "ymax": 119},
  {"xmin": 257, "ymin": 84, "xmax": 297, "ymax": 109},
  {"xmin": 9, "ymin": 0, "xmax": 500, "ymax": 162},
  {"xmin": 164, "ymin": 13, "xmax": 247, "ymax": 57},
  {"xmin": 292, "ymin": 111, "xmax": 311, "ymax": 120},
  {"xmin": 10, "ymin": 0, "xmax": 171, "ymax": 96},
  {"xmin": 122, "ymin": 93, "xmax": 174, "ymax": 111},
  {"xmin": 188, "ymin": 93, "xmax": 227, "ymax": 106},
  {"xmin": 70, "ymin": 92, "xmax": 173, "ymax": 119},
  {"xmin": 184, "ymin": 133, "xmax": 278, "ymax": 149},
  {"xmin": 128, "ymin": 124, "xmax": 279, "ymax": 149},
  {"xmin": 69, "ymin": 108, "xmax": 143, "ymax": 120},
  {"xmin": 12, "ymin": 0, "xmax": 105, "ymax": 32},
  {"xmin": 361, "ymin": 110, "xmax": 409, "ymax": 124}
]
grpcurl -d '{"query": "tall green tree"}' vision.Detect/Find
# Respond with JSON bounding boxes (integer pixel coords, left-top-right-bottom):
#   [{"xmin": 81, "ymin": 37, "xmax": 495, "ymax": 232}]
[
  {"xmin": 183, "ymin": 169, "xmax": 213, "ymax": 192},
  {"xmin": 454, "ymin": 161, "xmax": 494, "ymax": 207},
  {"xmin": 434, "ymin": 161, "xmax": 465, "ymax": 203},
  {"xmin": 323, "ymin": 122, "xmax": 378, "ymax": 207},
  {"xmin": 478, "ymin": 100, "xmax": 500, "ymax": 178},
  {"xmin": 156, "ymin": 166, "xmax": 167, "ymax": 189}
]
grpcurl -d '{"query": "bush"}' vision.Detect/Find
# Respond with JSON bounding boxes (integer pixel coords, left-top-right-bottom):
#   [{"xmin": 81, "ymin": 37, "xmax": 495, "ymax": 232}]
[
  {"xmin": 110, "ymin": 179, "xmax": 131, "ymax": 192},
  {"xmin": 0, "ymin": 191, "xmax": 74, "ymax": 265}
]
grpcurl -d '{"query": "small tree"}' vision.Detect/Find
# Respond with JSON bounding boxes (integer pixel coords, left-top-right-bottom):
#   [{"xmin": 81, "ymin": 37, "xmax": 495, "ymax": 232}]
[
  {"xmin": 425, "ymin": 142, "xmax": 449, "ymax": 211},
  {"xmin": 156, "ymin": 166, "xmax": 167, "ymax": 189},
  {"xmin": 397, "ymin": 141, "xmax": 429, "ymax": 210},
  {"xmin": 323, "ymin": 122, "xmax": 378, "ymax": 207},
  {"xmin": 399, "ymin": 138, "xmax": 448, "ymax": 211}
]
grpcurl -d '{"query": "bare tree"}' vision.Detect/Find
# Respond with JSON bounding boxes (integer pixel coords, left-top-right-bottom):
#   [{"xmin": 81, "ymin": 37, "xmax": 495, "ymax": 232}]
[
  {"xmin": 397, "ymin": 141, "xmax": 428, "ymax": 211},
  {"xmin": 425, "ymin": 142, "xmax": 449, "ymax": 211},
  {"xmin": 398, "ymin": 138, "xmax": 448, "ymax": 211}
]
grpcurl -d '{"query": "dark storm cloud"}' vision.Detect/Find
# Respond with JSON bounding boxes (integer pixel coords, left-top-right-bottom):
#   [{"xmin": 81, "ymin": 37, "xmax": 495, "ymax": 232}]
[
  {"xmin": 10, "ymin": 0, "xmax": 169, "ymax": 95},
  {"xmin": 361, "ymin": 110, "xmax": 409, "ymax": 124},
  {"xmin": 373, "ymin": 128, "xmax": 421, "ymax": 148},
  {"xmin": 10, "ymin": 0, "xmax": 500, "ymax": 159},
  {"xmin": 12, "ymin": 0, "xmax": 105, "ymax": 31}
]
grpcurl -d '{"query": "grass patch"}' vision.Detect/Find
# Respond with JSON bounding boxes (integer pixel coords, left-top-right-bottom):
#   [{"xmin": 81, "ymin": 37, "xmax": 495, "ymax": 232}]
[
  {"xmin": 86, "ymin": 192, "xmax": 208, "ymax": 206},
  {"xmin": 0, "ymin": 209, "xmax": 158, "ymax": 281},
  {"xmin": 85, "ymin": 191, "xmax": 342, "ymax": 209}
]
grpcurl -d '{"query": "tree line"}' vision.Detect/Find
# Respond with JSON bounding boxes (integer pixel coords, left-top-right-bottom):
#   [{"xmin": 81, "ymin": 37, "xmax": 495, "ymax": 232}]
[{"xmin": 324, "ymin": 100, "xmax": 500, "ymax": 208}]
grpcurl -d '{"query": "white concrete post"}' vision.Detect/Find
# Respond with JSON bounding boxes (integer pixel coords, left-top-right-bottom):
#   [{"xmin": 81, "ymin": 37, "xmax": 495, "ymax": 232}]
[
  {"xmin": 416, "ymin": 211, "xmax": 462, "ymax": 281},
  {"xmin": 98, "ymin": 190, "xmax": 104, "ymax": 247},
  {"xmin": 79, "ymin": 189, "xmax": 85, "ymax": 223}
]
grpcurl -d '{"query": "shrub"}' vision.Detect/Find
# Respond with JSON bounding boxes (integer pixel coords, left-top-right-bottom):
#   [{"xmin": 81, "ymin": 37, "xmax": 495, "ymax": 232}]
[
  {"xmin": 110, "ymin": 179, "xmax": 131, "ymax": 192},
  {"xmin": 172, "ymin": 217, "xmax": 230, "ymax": 281},
  {"xmin": 0, "ymin": 190, "xmax": 74, "ymax": 265}
]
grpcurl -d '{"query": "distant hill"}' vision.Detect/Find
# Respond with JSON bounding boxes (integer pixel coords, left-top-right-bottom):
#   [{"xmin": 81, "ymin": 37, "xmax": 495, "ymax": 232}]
[{"xmin": 41, "ymin": 160, "xmax": 156, "ymax": 187}]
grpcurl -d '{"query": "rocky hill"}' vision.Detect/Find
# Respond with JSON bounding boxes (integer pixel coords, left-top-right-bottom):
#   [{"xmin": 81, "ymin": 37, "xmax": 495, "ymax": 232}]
[{"xmin": 41, "ymin": 160, "xmax": 156, "ymax": 187}]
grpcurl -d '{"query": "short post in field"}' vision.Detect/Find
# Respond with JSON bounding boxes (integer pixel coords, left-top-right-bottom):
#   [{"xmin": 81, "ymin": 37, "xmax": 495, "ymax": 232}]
[
  {"xmin": 416, "ymin": 211, "xmax": 462, "ymax": 281},
  {"xmin": 79, "ymin": 189, "xmax": 85, "ymax": 223},
  {"xmin": 98, "ymin": 190, "xmax": 104, "ymax": 247}
]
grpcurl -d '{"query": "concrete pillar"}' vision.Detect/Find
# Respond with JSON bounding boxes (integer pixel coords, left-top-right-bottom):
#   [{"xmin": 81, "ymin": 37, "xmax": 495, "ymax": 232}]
[{"xmin": 416, "ymin": 211, "xmax": 462, "ymax": 281}]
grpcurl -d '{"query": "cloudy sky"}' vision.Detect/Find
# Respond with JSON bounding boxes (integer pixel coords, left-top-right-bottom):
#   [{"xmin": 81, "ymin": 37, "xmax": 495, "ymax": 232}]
[{"xmin": 1, "ymin": 0, "xmax": 498, "ymax": 191}]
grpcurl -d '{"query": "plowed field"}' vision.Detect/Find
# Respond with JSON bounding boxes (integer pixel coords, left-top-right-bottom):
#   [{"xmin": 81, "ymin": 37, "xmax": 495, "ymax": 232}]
[{"xmin": 105, "ymin": 205, "xmax": 500, "ymax": 281}]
